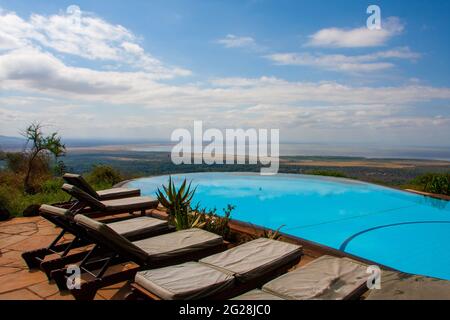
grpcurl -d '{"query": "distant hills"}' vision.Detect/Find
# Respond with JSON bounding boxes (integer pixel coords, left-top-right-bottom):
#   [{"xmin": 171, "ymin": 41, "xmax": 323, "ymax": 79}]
[
  {"xmin": 0, "ymin": 135, "xmax": 167, "ymax": 151},
  {"xmin": 0, "ymin": 135, "xmax": 26, "ymax": 150}
]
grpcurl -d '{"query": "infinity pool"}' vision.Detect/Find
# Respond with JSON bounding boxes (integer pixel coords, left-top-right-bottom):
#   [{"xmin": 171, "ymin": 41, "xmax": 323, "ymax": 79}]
[{"xmin": 126, "ymin": 172, "xmax": 450, "ymax": 280}]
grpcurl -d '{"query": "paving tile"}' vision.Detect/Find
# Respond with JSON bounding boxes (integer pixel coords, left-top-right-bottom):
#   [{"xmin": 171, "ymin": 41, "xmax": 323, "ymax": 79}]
[
  {"xmin": 0, "ymin": 235, "xmax": 29, "ymax": 250},
  {"xmin": 46, "ymin": 292, "xmax": 75, "ymax": 300},
  {"xmin": 0, "ymin": 217, "xmax": 41, "ymax": 227},
  {"xmin": 0, "ymin": 250, "xmax": 24, "ymax": 267},
  {"xmin": 97, "ymin": 281, "xmax": 129, "ymax": 300},
  {"xmin": 5, "ymin": 235, "xmax": 55, "ymax": 252},
  {"xmin": 94, "ymin": 293, "xmax": 106, "ymax": 300},
  {"xmin": 0, "ymin": 223, "xmax": 37, "ymax": 235},
  {"xmin": 0, "ymin": 266, "xmax": 21, "ymax": 277},
  {"xmin": 0, "ymin": 288, "xmax": 42, "ymax": 300},
  {"xmin": 20, "ymin": 231, "xmax": 38, "ymax": 236},
  {"xmin": 0, "ymin": 250, "xmax": 27, "ymax": 268},
  {"xmin": 35, "ymin": 226, "xmax": 60, "ymax": 236},
  {"xmin": 28, "ymin": 281, "xmax": 59, "ymax": 298},
  {"xmin": 0, "ymin": 270, "xmax": 47, "ymax": 294},
  {"xmin": 0, "ymin": 233, "xmax": 10, "ymax": 240}
]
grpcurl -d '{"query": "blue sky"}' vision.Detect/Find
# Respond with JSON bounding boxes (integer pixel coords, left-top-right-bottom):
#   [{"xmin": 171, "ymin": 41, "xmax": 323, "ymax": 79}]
[{"xmin": 0, "ymin": 0, "xmax": 449, "ymax": 146}]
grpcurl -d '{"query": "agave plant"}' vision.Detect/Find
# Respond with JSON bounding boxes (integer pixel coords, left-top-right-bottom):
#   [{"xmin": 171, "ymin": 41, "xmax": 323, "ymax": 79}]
[{"xmin": 156, "ymin": 177, "xmax": 197, "ymax": 230}]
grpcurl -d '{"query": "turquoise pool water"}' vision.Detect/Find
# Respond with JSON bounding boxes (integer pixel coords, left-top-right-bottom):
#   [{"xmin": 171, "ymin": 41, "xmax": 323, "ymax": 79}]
[{"xmin": 126, "ymin": 172, "xmax": 450, "ymax": 280}]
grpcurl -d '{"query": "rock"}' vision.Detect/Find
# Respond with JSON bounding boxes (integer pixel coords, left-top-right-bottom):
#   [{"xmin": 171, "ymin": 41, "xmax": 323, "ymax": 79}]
[
  {"xmin": 0, "ymin": 207, "xmax": 10, "ymax": 221},
  {"xmin": 23, "ymin": 204, "xmax": 41, "ymax": 217}
]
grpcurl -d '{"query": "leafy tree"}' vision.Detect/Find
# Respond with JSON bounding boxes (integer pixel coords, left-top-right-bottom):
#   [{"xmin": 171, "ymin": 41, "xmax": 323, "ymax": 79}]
[{"xmin": 22, "ymin": 123, "xmax": 66, "ymax": 194}]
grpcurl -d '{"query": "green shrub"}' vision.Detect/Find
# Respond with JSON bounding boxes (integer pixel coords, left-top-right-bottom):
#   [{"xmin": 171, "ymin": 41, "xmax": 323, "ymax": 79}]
[
  {"xmin": 86, "ymin": 165, "xmax": 124, "ymax": 189},
  {"xmin": 305, "ymin": 169, "xmax": 347, "ymax": 178},
  {"xmin": 0, "ymin": 185, "xmax": 15, "ymax": 214},
  {"xmin": 41, "ymin": 178, "xmax": 64, "ymax": 194},
  {"xmin": 191, "ymin": 204, "xmax": 234, "ymax": 239},
  {"xmin": 0, "ymin": 169, "xmax": 69, "ymax": 217},
  {"xmin": 411, "ymin": 173, "xmax": 450, "ymax": 195},
  {"xmin": 6, "ymin": 152, "xmax": 27, "ymax": 173}
]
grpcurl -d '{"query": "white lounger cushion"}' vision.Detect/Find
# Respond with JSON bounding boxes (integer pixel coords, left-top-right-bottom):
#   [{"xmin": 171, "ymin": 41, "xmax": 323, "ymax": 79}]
[
  {"xmin": 135, "ymin": 262, "xmax": 235, "ymax": 300},
  {"xmin": 232, "ymin": 289, "xmax": 284, "ymax": 300},
  {"xmin": 75, "ymin": 215, "xmax": 222, "ymax": 263},
  {"xmin": 97, "ymin": 187, "xmax": 141, "ymax": 200},
  {"xmin": 133, "ymin": 228, "xmax": 223, "ymax": 263},
  {"xmin": 367, "ymin": 271, "xmax": 450, "ymax": 300},
  {"xmin": 102, "ymin": 196, "xmax": 159, "ymax": 212},
  {"xmin": 134, "ymin": 238, "xmax": 302, "ymax": 300},
  {"xmin": 107, "ymin": 216, "xmax": 168, "ymax": 238},
  {"xmin": 200, "ymin": 238, "xmax": 302, "ymax": 282},
  {"xmin": 261, "ymin": 255, "xmax": 368, "ymax": 300}
]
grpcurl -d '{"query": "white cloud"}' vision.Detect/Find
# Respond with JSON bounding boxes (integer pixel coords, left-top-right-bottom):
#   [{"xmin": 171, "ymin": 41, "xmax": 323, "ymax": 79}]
[
  {"xmin": 0, "ymin": 7, "xmax": 191, "ymax": 78},
  {"xmin": 0, "ymin": 7, "xmax": 449, "ymax": 145},
  {"xmin": 217, "ymin": 34, "xmax": 256, "ymax": 48},
  {"xmin": 307, "ymin": 17, "xmax": 404, "ymax": 48},
  {"xmin": 266, "ymin": 47, "xmax": 420, "ymax": 73}
]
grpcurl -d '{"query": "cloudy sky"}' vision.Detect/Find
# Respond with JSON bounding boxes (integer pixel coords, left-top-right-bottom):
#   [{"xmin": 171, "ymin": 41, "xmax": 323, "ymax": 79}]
[{"xmin": 0, "ymin": 0, "xmax": 449, "ymax": 146}]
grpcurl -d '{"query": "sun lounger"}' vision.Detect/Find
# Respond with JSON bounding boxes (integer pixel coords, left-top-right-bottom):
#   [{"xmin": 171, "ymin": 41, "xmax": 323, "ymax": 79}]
[
  {"xmin": 63, "ymin": 173, "xmax": 140, "ymax": 200},
  {"xmin": 129, "ymin": 238, "xmax": 303, "ymax": 300},
  {"xmin": 233, "ymin": 255, "xmax": 369, "ymax": 300},
  {"xmin": 366, "ymin": 271, "xmax": 450, "ymax": 300},
  {"xmin": 50, "ymin": 214, "xmax": 227, "ymax": 300},
  {"xmin": 22, "ymin": 204, "xmax": 171, "ymax": 279},
  {"xmin": 62, "ymin": 183, "xmax": 158, "ymax": 215}
]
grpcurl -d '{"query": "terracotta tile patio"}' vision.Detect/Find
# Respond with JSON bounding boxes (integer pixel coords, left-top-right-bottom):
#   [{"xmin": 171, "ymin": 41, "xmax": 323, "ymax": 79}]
[{"xmin": 0, "ymin": 216, "xmax": 132, "ymax": 300}]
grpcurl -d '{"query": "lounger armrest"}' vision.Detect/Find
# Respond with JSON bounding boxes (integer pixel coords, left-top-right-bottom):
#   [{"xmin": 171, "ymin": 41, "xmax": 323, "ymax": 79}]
[{"xmin": 62, "ymin": 183, "xmax": 106, "ymax": 211}]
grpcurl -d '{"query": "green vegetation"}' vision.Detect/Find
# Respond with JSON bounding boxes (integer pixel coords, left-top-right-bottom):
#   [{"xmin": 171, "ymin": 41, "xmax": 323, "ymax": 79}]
[
  {"xmin": 156, "ymin": 177, "xmax": 234, "ymax": 237},
  {"xmin": 0, "ymin": 123, "xmax": 130, "ymax": 219},
  {"xmin": 86, "ymin": 165, "xmax": 124, "ymax": 190},
  {"xmin": 21, "ymin": 123, "xmax": 66, "ymax": 194},
  {"xmin": 156, "ymin": 177, "xmax": 196, "ymax": 230},
  {"xmin": 191, "ymin": 204, "xmax": 234, "ymax": 239},
  {"xmin": 0, "ymin": 163, "xmax": 128, "ymax": 218},
  {"xmin": 0, "ymin": 172, "xmax": 69, "ymax": 217},
  {"xmin": 304, "ymin": 169, "xmax": 347, "ymax": 178},
  {"xmin": 409, "ymin": 173, "xmax": 450, "ymax": 195},
  {"xmin": 250, "ymin": 224, "xmax": 285, "ymax": 241}
]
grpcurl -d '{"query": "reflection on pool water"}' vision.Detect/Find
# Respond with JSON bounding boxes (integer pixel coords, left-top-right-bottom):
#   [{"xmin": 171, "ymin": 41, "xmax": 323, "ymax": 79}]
[{"xmin": 126, "ymin": 172, "xmax": 450, "ymax": 280}]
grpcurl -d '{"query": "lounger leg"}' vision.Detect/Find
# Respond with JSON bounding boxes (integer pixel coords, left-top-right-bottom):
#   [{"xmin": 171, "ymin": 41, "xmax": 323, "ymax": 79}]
[
  {"xmin": 22, "ymin": 248, "xmax": 48, "ymax": 269},
  {"xmin": 41, "ymin": 251, "xmax": 91, "ymax": 281},
  {"xmin": 21, "ymin": 229, "xmax": 67, "ymax": 269},
  {"xmin": 50, "ymin": 245, "xmax": 101, "ymax": 290},
  {"xmin": 71, "ymin": 280, "xmax": 102, "ymax": 301},
  {"xmin": 51, "ymin": 268, "xmax": 69, "ymax": 291},
  {"xmin": 70, "ymin": 267, "xmax": 140, "ymax": 300},
  {"xmin": 124, "ymin": 287, "xmax": 142, "ymax": 301}
]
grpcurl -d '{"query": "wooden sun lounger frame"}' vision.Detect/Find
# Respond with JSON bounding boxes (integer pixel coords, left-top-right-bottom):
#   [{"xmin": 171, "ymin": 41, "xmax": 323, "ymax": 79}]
[
  {"xmin": 127, "ymin": 251, "xmax": 303, "ymax": 301},
  {"xmin": 49, "ymin": 224, "xmax": 230, "ymax": 300},
  {"xmin": 22, "ymin": 201, "xmax": 166, "ymax": 279}
]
